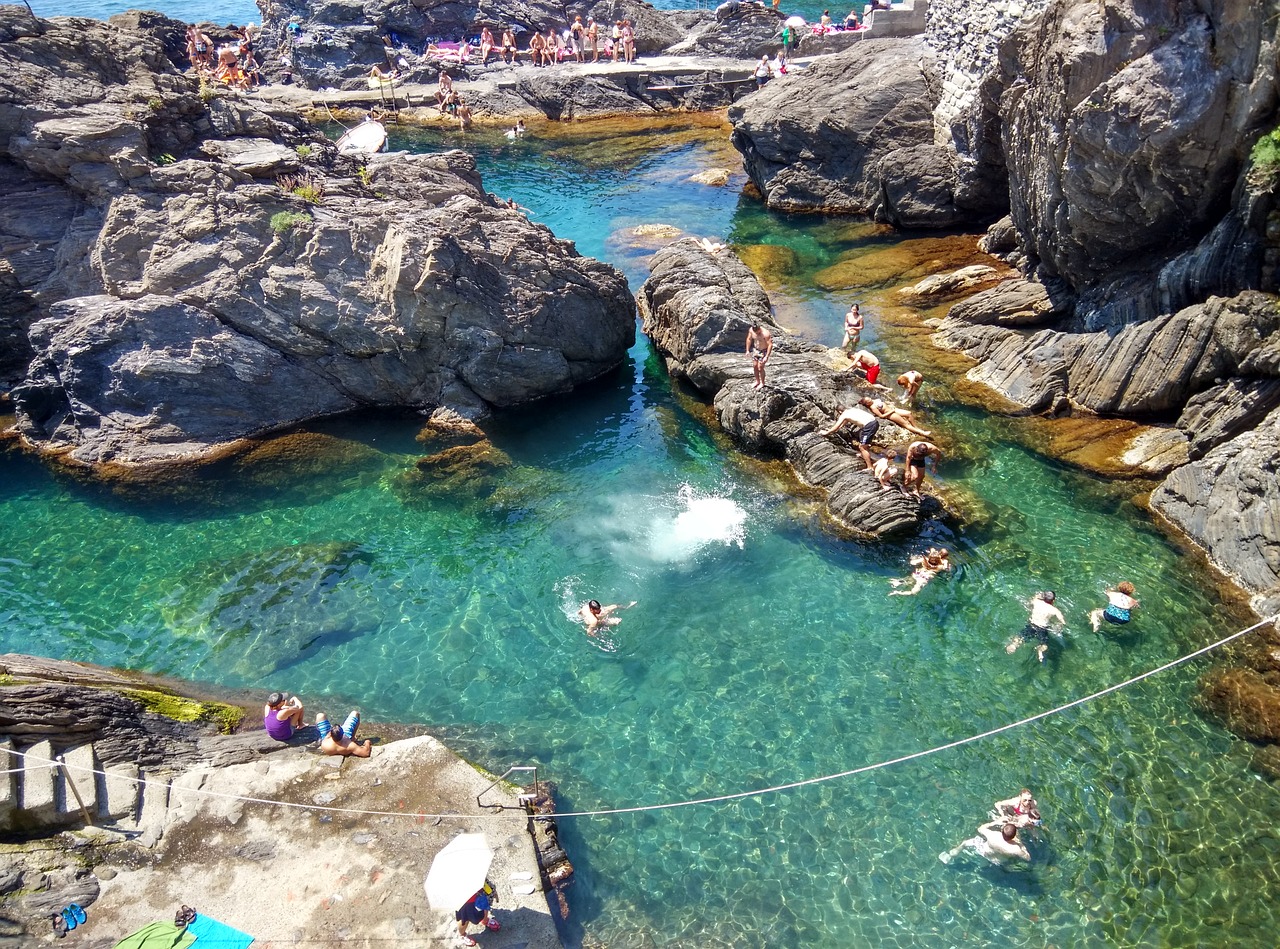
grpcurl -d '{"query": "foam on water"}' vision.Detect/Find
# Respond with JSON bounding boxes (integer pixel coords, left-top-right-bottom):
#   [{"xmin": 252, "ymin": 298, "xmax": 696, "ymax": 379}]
[{"xmin": 649, "ymin": 484, "xmax": 748, "ymax": 563}]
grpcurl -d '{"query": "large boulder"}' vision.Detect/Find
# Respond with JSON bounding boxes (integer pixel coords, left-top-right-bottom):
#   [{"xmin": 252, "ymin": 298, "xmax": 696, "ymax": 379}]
[
  {"xmin": 1, "ymin": 10, "xmax": 635, "ymax": 470},
  {"xmin": 1000, "ymin": 0, "xmax": 1278, "ymax": 290},
  {"xmin": 728, "ymin": 39, "xmax": 977, "ymax": 227},
  {"xmin": 639, "ymin": 239, "xmax": 939, "ymax": 539}
]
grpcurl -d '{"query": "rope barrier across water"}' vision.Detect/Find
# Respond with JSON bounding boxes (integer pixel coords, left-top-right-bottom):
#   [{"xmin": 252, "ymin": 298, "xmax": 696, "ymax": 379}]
[{"xmin": 5, "ymin": 614, "xmax": 1275, "ymax": 822}]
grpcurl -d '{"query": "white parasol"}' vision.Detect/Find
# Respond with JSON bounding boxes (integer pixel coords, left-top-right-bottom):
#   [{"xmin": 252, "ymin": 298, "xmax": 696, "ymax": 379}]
[
  {"xmin": 424, "ymin": 833, "xmax": 494, "ymax": 911},
  {"xmin": 784, "ymin": 15, "xmax": 807, "ymax": 27}
]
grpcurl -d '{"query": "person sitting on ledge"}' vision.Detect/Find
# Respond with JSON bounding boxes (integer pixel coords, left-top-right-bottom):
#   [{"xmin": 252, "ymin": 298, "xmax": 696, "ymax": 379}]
[
  {"xmin": 263, "ymin": 691, "xmax": 304, "ymax": 741},
  {"xmin": 316, "ymin": 710, "xmax": 372, "ymax": 757}
]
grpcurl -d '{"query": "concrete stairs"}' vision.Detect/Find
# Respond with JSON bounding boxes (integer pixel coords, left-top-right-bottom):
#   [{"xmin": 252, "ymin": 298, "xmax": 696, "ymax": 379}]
[{"xmin": 0, "ymin": 739, "xmax": 172, "ymax": 841}]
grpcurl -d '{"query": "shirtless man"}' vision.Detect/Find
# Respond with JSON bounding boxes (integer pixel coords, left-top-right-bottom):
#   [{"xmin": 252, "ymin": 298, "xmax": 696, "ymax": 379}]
[
  {"xmin": 587, "ymin": 18, "xmax": 600, "ymax": 62},
  {"xmin": 902, "ymin": 440, "xmax": 941, "ymax": 495},
  {"xmin": 940, "ymin": 821, "xmax": 1031, "ymax": 867},
  {"xmin": 500, "ymin": 27, "xmax": 518, "ymax": 63},
  {"xmin": 820, "ymin": 403, "xmax": 879, "ymax": 468},
  {"xmin": 1007, "ymin": 591, "xmax": 1067, "ymax": 662},
  {"xmin": 846, "ymin": 349, "xmax": 886, "ymax": 388},
  {"xmin": 580, "ymin": 599, "xmax": 636, "ymax": 632},
  {"xmin": 862, "ymin": 397, "xmax": 931, "ymax": 437},
  {"xmin": 528, "ymin": 30, "xmax": 546, "ymax": 67},
  {"xmin": 316, "ymin": 711, "xmax": 372, "ymax": 758},
  {"xmin": 745, "ymin": 323, "xmax": 774, "ymax": 390},
  {"xmin": 897, "ymin": 370, "xmax": 923, "ymax": 403},
  {"xmin": 842, "ymin": 303, "xmax": 863, "ymax": 352},
  {"xmin": 436, "ymin": 71, "xmax": 454, "ymax": 110}
]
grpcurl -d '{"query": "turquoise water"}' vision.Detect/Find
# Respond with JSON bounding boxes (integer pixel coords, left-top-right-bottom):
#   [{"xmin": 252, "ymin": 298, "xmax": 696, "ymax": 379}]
[{"xmin": 3, "ymin": 119, "xmax": 1278, "ymax": 948}]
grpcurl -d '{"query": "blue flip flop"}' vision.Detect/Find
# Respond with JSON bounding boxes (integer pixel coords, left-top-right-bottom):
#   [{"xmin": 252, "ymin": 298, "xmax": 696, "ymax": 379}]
[
  {"xmin": 60, "ymin": 908, "xmax": 77, "ymax": 932},
  {"xmin": 69, "ymin": 904, "xmax": 87, "ymax": 926}
]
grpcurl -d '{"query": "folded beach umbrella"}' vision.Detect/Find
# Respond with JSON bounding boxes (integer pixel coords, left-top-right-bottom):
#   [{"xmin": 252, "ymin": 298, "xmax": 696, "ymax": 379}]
[{"xmin": 424, "ymin": 833, "xmax": 494, "ymax": 911}]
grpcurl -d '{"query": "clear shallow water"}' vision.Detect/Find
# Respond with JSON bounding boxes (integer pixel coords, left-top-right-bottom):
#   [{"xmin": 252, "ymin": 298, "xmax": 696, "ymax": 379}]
[{"xmin": 4, "ymin": 118, "xmax": 1279, "ymax": 949}]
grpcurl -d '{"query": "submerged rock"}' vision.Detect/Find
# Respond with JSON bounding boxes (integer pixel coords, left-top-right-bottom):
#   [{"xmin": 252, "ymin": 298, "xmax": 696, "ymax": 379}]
[{"xmin": 639, "ymin": 238, "xmax": 945, "ymax": 539}]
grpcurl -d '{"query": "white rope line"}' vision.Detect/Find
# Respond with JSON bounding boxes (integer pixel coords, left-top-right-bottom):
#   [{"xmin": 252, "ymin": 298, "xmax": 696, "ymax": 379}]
[{"xmin": 5, "ymin": 614, "xmax": 1275, "ymax": 821}]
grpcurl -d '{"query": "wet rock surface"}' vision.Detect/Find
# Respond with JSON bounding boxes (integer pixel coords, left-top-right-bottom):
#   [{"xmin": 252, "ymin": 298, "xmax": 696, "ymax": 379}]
[{"xmin": 639, "ymin": 239, "xmax": 941, "ymax": 539}]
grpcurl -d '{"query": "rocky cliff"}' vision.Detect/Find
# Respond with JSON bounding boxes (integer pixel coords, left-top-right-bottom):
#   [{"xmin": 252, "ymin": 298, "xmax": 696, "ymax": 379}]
[
  {"xmin": 638, "ymin": 239, "xmax": 943, "ymax": 539},
  {"xmin": 0, "ymin": 8, "xmax": 635, "ymax": 471}
]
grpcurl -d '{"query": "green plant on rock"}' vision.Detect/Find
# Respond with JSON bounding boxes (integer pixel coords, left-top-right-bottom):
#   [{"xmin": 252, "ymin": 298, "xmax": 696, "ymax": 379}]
[
  {"xmin": 118, "ymin": 688, "xmax": 244, "ymax": 735},
  {"xmin": 147, "ymin": 96, "xmax": 164, "ymax": 112},
  {"xmin": 198, "ymin": 79, "xmax": 218, "ymax": 103},
  {"xmin": 155, "ymin": 153, "xmax": 177, "ymax": 166},
  {"xmin": 277, "ymin": 172, "xmax": 325, "ymax": 204},
  {"xmin": 271, "ymin": 210, "xmax": 312, "ymax": 233},
  {"xmin": 1248, "ymin": 126, "xmax": 1280, "ymax": 193},
  {"xmin": 356, "ymin": 165, "xmax": 373, "ymax": 187},
  {"xmin": 295, "ymin": 144, "xmax": 314, "ymax": 159}
]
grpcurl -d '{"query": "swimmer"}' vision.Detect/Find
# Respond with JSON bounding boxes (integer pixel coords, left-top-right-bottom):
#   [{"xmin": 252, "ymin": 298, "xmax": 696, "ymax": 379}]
[
  {"xmin": 889, "ymin": 547, "xmax": 950, "ymax": 596},
  {"xmin": 581, "ymin": 599, "xmax": 636, "ymax": 632},
  {"xmin": 993, "ymin": 788, "xmax": 1042, "ymax": 827},
  {"xmin": 1089, "ymin": 581, "xmax": 1139, "ymax": 632},
  {"xmin": 940, "ymin": 820, "xmax": 1030, "ymax": 868},
  {"xmin": 1006, "ymin": 590, "xmax": 1066, "ymax": 662}
]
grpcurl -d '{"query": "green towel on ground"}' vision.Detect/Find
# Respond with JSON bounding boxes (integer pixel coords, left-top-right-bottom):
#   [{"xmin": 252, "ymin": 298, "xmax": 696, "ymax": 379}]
[{"xmin": 113, "ymin": 920, "xmax": 197, "ymax": 949}]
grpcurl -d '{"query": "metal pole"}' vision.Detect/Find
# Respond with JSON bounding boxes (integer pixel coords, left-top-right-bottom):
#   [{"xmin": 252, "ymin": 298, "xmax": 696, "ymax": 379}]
[{"xmin": 56, "ymin": 755, "xmax": 94, "ymax": 827}]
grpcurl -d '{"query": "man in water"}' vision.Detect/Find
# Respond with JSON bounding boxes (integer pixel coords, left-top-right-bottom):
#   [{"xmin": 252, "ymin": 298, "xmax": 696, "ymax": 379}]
[
  {"xmin": 820, "ymin": 403, "xmax": 879, "ymax": 469},
  {"xmin": 581, "ymin": 599, "xmax": 636, "ymax": 632},
  {"xmin": 940, "ymin": 820, "xmax": 1031, "ymax": 867},
  {"xmin": 1007, "ymin": 591, "xmax": 1066, "ymax": 662},
  {"xmin": 745, "ymin": 323, "xmax": 774, "ymax": 390}
]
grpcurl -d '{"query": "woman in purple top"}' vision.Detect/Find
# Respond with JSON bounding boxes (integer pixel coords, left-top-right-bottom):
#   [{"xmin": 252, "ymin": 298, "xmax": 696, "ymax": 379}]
[{"xmin": 263, "ymin": 692, "xmax": 305, "ymax": 741}]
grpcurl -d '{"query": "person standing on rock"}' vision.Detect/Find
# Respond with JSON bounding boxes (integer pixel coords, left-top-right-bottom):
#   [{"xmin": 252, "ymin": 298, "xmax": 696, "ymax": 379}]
[
  {"xmin": 316, "ymin": 711, "xmax": 373, "ymax": 757},
  {"xmin": 820, "ymin": 403, "xmax": 879, "ymax": 469},
  {"xmin": 902, "ymin": 439, "xmax": 940, "ymax": 495},
  {"xmin": 611, "ymin": 21, "xmax": 623, "ymax": 62},
  {"xmin": 264, "ymin": 692, "xmax": 304, "ymax": 741},
  {"xmin": 897, "ymin": 369, "xmax": 923, "ymax": 403},
  {"xmin": 571, "ymin": 16, "xmax": 586, "ymax": 62},
  {"xmin": 455, "ymin": 888, "xmax": 500, "ymax": 946},
  {"xmin": 587, "ymin": 18, "xmax": 600, "ymax": 62},
  {"xmin": 754, "ymin": 54, "xmax": 773, "ymax": 88},
  {"xmin": 746, "ymin": 322, "xmax": 774, "ymax": 389}
]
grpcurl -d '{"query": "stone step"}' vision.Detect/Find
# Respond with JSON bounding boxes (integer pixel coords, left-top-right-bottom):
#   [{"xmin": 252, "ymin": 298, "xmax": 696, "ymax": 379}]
[
  {"xmin": 134, "ymin": 770, "xmax": 173, "ymax": 848},
  {"xmin": 58, "ymin": 743, "xmax": 98, "ymax": 821},
  {"xmin": 98, "ymin": 761, "xmax": 141, "ymax": 824},
  {"xmin": 18, "ymin": 739, "xmax": 57, "ymax": 822},
  {"xmin": 0, "ymin": 738, "xmax": 14, "ymax": 831}
]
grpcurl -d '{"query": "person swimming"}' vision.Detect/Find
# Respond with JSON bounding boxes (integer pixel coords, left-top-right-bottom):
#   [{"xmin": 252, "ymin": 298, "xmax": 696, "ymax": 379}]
[
  {"xmin": 889, "ymin": 547, "xmax": 950, "ymax": 596},
  {"xmin": 1090, "ymin": 581, "xmax": 1139, "ymax": 631}
]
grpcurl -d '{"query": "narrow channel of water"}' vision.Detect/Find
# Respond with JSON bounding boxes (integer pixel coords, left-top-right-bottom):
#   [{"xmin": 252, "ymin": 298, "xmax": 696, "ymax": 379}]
[{"xmin": 2, "ymin": 116, "xmax": 1276, "ymax": 948}]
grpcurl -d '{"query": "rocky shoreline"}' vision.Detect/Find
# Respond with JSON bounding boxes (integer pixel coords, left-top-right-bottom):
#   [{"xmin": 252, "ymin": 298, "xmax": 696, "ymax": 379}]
[{"xmin": 0, "ymin": 654, "xmax": 569, "ymax": 947}]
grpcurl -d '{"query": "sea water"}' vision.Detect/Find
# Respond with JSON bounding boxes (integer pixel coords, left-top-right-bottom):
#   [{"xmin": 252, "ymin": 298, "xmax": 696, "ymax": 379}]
[{"xmin": 2, "ymin": 79, "xmax": 1278, "ymax": 949}]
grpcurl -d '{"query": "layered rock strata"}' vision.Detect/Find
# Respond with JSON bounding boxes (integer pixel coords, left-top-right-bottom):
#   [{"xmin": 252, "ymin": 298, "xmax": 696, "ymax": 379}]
[
  {"xmin": 0, "ymin": 9, "xmax": 635, "ymax": 471},
  {"xmin": 638, "ymin": 239, "xmax": 937, "ymax": 538}
]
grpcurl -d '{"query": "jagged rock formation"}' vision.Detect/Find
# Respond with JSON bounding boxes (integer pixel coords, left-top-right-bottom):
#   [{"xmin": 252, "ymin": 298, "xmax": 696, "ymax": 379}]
[
  {"xmin": 638, "ymin": 239, "xmax": 939, "ymax": 539},
  {"xmin": 729, "ymin": 38, "xmax": 986, "ymax": 226},
  {"xmin": 0, "ymin": 8, "xmax": 635, "ymax": 471}
]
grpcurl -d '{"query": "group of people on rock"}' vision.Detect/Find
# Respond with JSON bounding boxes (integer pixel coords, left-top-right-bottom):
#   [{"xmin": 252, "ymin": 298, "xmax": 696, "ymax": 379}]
[
  {"xmin": 426, "ymin": 17, "xmax": 637, "ymax": 68},
  {"xmin": 186, "ymin": 23, "xmax": 262, "ymax": 90}
]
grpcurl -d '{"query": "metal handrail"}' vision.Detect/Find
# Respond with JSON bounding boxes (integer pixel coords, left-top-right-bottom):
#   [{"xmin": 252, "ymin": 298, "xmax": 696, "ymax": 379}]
[{"xmin": 476, "ymin": 765, "xmax": 540, "ymax": 810}]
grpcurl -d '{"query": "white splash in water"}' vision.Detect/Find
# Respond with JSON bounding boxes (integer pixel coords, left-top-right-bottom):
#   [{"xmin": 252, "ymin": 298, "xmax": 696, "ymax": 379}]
[{"xmin": 648, "ymin": 484, "xmax": 747, "ymax": 562}]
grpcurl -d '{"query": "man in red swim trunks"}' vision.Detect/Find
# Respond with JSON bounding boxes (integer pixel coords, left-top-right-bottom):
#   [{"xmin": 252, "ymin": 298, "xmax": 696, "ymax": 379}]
[{"xmin": 846, "ymin": 349, "xmax": 884, "ymax": 386}]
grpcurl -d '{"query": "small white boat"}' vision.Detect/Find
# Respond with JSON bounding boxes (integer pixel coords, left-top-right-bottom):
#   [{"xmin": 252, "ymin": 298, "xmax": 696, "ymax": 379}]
[{"xmin": 336, "ymin": 118, "xmax": 388, "ymax": 156}]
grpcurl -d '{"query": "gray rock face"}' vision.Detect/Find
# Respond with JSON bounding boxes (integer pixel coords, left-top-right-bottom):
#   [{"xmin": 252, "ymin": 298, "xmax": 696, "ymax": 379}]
[
  {"xmin": 1001, "ymin": 0, "xmax": 1277, "ymax": 290},
  {"xmin": 935, "ymin": 291, "xmax": 1280, "ymax": 416},
  {"xmin": 2, "ymin": 10, "xmax": 635, "ymax": 469},
  {"xmin": 639, "ymin": 239, "xmax": 935, "ymax": 538},
  {"xmin": 1150, "ymin": 404, "xmax": 1280, "ymax": 608},
  {"xmin": 728, "ymin": 39, "xmax": 982, "ymax": 227}
]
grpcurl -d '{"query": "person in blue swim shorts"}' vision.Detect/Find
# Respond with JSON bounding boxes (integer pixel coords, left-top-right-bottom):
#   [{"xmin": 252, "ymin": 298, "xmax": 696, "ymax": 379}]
[
  {"xmin": 315, "ymin": 710, "xmax": 372, "ymax": 757},
  {"xmin": 1090, "ymin": 581, "xmax": 1139, "ymax": 632}
]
